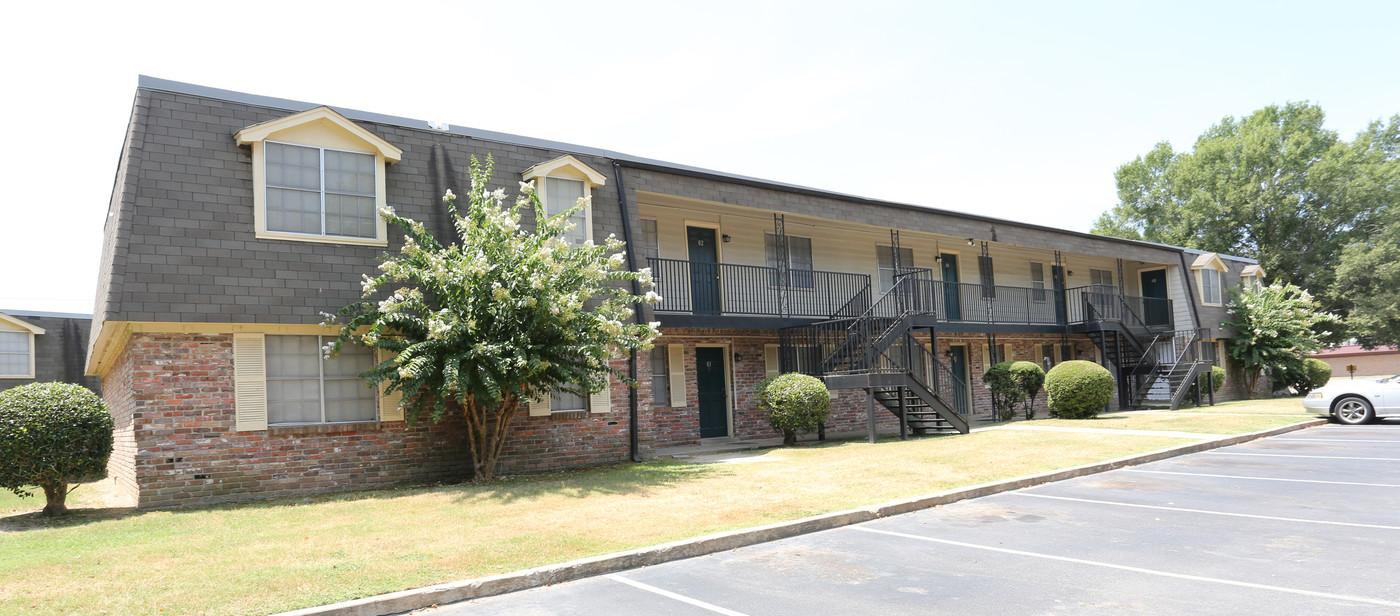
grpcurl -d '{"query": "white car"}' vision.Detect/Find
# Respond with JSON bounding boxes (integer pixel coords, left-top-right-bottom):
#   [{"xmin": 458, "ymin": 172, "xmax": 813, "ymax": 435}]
[{"xmin": 1303, "ymin": 375, "xmax": 1400, "ymax": 424}]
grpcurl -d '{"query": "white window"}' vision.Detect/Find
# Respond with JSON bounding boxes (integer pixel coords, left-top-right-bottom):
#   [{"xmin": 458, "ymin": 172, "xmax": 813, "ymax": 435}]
[
  {"xmin": 765, "ymin": 233, "xmax": 814, "ymax": 288},
  {"xmin": 651, "ymin": 346, "xmax": 670, "ymax": 406},
  {"xmin": 1201, "ymin": 268, "xmax": 1222, "ymax": 305},
  {"xmin": 639, "ymin": 218, "xmax": 660, "ymax": 264},
  {"xmin": 1030, "ymin": 262, "xmax": 1046, "ymax": 302},
  {"xmin": 551, "ymin": 387, "xmax": 589, "ymax": 413},
  {"xmin": 523, "ymin": 155, "xmax": 608, "ymax": 248},
  {"xmin": 265, "ymin": 335, "xmax": 376, "ymax": 425},
  {"xmin": 1090, "ymin": 268, "xmax": 1114, "ymax": 290},
  {"xmin": 877, "ymin": 245, "xmax": 915, "ymax": 291},
  {"xmin": 545, "ymin": 177, "xmax": 589, "ymax": 246},
  {"xmin": 0, "ymin": 331, "xmax": 31, "ymax": 377},
  {"xmin": 234, "ymin": 107, "xmax": 400, "ymax": 247},
  {"xmin": 265, "ymin": 142, "xmax": 379, "ymax": 239}
]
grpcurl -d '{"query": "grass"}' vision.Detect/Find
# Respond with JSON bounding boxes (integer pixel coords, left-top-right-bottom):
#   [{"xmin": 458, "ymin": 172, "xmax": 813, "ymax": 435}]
[
  {"xmin": 0, "ymin": 482, "xmax": 114, "ymax": 517},
  {"xmin": 0, "ymin": 406, "xmax": 1315, "ymax": 616},
  {"xmin": 1024, "ymin": 410, "xmax": 1311, "ymax": 434},
  {"xmin": 1167, "ymin": 396, "xmax": 1317, "ymax": 415}
]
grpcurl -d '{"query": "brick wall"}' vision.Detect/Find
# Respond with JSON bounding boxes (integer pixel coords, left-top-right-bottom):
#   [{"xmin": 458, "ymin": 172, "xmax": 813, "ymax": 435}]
[
  {"xmin": 107, "ymin": 333, "xmax": 649, "ymax": 508},
  {"xmin": 650, "ymin": 328, "xmax": 899, "ymax": 444}
]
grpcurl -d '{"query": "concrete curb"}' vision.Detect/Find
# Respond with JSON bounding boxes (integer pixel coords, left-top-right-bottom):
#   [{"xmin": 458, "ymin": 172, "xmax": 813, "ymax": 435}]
[{"xmin": 275, "ymin": 418, "xmax": 1326, "ymax": 616}]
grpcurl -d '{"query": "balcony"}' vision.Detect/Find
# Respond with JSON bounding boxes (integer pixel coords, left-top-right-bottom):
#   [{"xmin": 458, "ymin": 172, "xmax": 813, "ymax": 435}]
[
  {"xmin": 648, "ymin": 259, "xmax": 1173, "ymax": 332},
  {"xmin": 648, "ymin": 258, "xmax": 871, "ymax": 323}
]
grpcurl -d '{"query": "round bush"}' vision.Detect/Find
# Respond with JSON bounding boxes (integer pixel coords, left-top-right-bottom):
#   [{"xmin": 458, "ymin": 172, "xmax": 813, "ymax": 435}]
[
  {"xmin": 757, "ymin": 373, "xmax": 832, "ymax": 445},
  {"xmin": 1198, "ymin": 365, "xmax": 1226, "ymax": 394},
  {"xmin": 0, "ymin": 383, "xmax": 113, "ymax": 515},
  {"xmin": 1299, "ymin": 358, "xmax": 1332, "ymax": 394},
  {"xmin": 1007, "ymin": 361, "xmax": 1046, "ymax": 419},
  {"xmin": 1044, "ymin": 360, "xmax": 1114, "ymax": 419}
]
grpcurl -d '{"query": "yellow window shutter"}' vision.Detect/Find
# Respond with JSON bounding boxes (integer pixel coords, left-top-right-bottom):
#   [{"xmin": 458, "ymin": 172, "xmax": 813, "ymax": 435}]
[
  {"xmin": 589, "ymin": 376, "xmax": 612, "ymax": 414},
  {"xmin": 764, "ymin": 344, "xmax": 779, "ymax": 377},
  {"xmin": 1003, "ymin": 343, "xmax": 1014, "ymax": 361},
  {"xmin": 376, "ymin": 349, "xmax": 404, "ymax": 422},
  {"xmin": 980, "ymin": 343, "xmax": 989, "ymax": 369},
  {"xmin": 667, "ymin": 344, "xmax": 686, "ymax": 408},
  {"xmin": 528, "ymin": 390, "xmax": 551, "ymax": 417},
  {"xmin": 233, "ymin": 333, "xmax": 267, "ymax": 432}
]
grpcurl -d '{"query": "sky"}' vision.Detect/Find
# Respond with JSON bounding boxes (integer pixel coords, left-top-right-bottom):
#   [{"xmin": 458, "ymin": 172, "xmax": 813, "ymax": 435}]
[{"xmin": 1, "ymin": 0, "xmax": 1397, "ymax": 314}]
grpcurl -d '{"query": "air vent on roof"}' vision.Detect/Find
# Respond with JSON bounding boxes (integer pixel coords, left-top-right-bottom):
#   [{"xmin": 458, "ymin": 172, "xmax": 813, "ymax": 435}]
[{"xmin": 427, "ymin": 121, "xmax": 450, "ymax": 131}]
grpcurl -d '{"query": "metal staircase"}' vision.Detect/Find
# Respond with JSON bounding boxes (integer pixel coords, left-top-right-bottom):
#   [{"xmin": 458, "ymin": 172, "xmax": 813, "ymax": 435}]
[
  {"xmin": 780, "ymin": 273, "xmax": 970, "ymax": 437},
  {"xmin": 1079, "ymin": 294, "xmax": 1210, "ymax": 411}
]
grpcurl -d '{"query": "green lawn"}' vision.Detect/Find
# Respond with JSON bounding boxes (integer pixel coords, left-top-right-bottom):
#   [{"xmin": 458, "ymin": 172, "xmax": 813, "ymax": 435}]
[{"xmin": 0, "ymin": 409, "xmax": 1316, "ymax": 616}]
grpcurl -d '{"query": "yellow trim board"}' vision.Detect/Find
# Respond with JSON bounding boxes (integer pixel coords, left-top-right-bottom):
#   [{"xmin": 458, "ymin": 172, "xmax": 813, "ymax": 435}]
[
  {"xmin": 521, "ymin": 154, "xmax": 607, "ymax": 186},
  {"xmin": 234, "ymin": 107, "xmax": 402, "ymax": 162},
  {"xmin": 0, "ymin": 313, "xmax": 46, "ymax": 335}
]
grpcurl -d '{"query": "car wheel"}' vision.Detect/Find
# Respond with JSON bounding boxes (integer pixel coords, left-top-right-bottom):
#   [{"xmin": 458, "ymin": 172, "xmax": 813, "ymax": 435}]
[{"xmin": 1334, "ymin": 397, "xmax": 1375, "ymax": 425}]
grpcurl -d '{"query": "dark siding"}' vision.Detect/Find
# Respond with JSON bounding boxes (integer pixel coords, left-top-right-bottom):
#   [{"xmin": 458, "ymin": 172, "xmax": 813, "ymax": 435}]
[{"xmin": 0, "ymin": 315, "xmax": 101, "ymax": 393}]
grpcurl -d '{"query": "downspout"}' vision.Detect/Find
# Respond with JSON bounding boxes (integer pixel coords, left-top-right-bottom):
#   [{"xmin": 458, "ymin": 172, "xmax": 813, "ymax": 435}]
[
  {"xmin": 613, "ymin": 162, "xmax": 643, "ymax": 463},
  {"xmin": 1176, "ymin": 252, "xmax": 1202, "ymax": 331}
]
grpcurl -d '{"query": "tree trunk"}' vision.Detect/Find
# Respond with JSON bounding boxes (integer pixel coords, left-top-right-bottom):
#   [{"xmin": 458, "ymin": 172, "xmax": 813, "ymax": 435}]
[
  {"xmin": 1244, "ymin": 368, "xmax": 1261, "ymax": 399},
  {"xmin": 41, "ymin": 481, "xmax": 68, "ymax": 516},
  {"xmin": 782, "ymin": 429, "xmax": 797, "ymax": 446},
  {"xmin": 457, "ymin": 393, "xmax": 519, "ymax": 481}
]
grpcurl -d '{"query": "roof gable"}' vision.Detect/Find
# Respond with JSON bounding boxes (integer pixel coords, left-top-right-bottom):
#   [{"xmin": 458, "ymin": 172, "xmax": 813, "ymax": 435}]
[
  {"xmin": 234, "ymin": 106, "xmax": 402, "ymax": 163},
  {"xmin": 1190, "ymin": 252, "xmax": 1227, "ymax": 271},
  {"xmin": 521, "ymin": 155, "xmax": 607, "ymax": 187},
  {"xmin": 1241, "ymin": 264, "xmax": 1265, "ymax": 277},
  {"xmin": 0, "ymin": 312, "xmax": 45, "ymax": 334}
]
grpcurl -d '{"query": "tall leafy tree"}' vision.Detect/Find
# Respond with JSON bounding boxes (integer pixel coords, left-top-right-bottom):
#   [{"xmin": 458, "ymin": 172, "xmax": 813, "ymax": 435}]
[
  {"xmin": 1222, "ymin": 283, "xmax": 1333, "ymax": 397},
  {"xmin": 326, "ymin": 157, "xmax": 661, "ymax": 480},
  {"xmin": 1094, "ymin": 103, "xmax": 1399, "ymax": 321},
  {"xmin": 1334, "ymin": 209, "xmax": 1400, "ymax": 348}
]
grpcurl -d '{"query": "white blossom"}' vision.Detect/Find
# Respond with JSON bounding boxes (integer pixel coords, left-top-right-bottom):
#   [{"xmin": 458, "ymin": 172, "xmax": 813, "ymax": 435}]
[{"xmin": 443, "ymin": 189, "xmax": 456, "ymax": 202}]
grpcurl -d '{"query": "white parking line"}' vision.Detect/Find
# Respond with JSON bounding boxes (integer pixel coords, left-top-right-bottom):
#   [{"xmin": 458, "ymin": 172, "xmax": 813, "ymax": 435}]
[
  {"xmin": 1206, "ymin": 451, "xmax": 1400, "ymax": 461},
  {"xmin": 1120, "ymin": 469, "xmax": 1400, "ymax": 488},
  {"xmin": 851, "ymin": 527, "xmax": 1400, "ymax": 608},
  {"xmin": 1009, "ymin": 493, "xmax": 1400, "ymax": 530},
  {"xmin": 605, "ymin": 575, "xmax": 752, "ymax": 616}
]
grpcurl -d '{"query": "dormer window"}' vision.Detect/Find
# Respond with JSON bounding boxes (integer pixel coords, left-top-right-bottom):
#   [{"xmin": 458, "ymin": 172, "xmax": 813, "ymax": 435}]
[
  {"xmin": 0, "ymin": 313, "xmax": 44, "ymax": 379},
  {"xmin": 1191, "ymin": 252, "xmax": 1228, "ymax": 307},
  {"xmin": 1241, "ymin": 264, "xmax": 1266, "ymax": 290},
  {"xmin": 522, "ymin": 155, "xmax": 607, "ymax": 246},
  {"xmin": 235, "ymin": 107, "xmax": 402, "ymax": 246}
]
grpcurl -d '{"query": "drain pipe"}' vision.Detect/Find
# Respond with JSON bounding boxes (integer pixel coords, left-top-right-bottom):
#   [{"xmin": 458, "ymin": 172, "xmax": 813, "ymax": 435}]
[
  {"xmin": 613, "ymin": 161, "xmax": 643, "ymax": 463},
  {"xmin": 1176, "ymin": 252, "xmax": 1202, "ymax": 332}
]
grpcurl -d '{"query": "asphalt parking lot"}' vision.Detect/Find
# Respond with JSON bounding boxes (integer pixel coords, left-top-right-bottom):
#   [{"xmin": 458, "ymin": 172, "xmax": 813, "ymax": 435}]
[{"xmin": 432, "ymin": 423, "xmax": 1400, "ymax": 615}]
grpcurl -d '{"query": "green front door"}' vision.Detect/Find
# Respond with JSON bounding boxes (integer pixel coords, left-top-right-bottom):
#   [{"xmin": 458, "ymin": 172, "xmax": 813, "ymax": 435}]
[
  {"xmin": 1052, "ymin": 265, "xmax": 1067, "ymax": 325},
  {"xmin": 696, "ymin": 347, "xmax": 728, "ymax": 438},
  {"xmin": 941, "ymin": 254, "xmax": 961, "ymax": 320},
  {"xmin": 947, "ymin": 345, "xmax": 969, "ymax": 413},
  {"xmin": 1139, "ymin": 269, "xmax": 1169, "ymax": 326},
  {"xmin": 687, "ymin": 226, "xmax": 720, "ymax": 315}
]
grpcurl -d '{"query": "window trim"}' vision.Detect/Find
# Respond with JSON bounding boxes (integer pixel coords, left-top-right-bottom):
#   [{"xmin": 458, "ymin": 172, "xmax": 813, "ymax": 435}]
[
  {"xmin": 0, "ymin": 314, "xmax": 43, "ymax": 379},
  {"xmin": 522, "ymin": 155, "xmax": 608, "ymax": 246},
  {"xmin": 765, "ymin": 232, "xmax": 815, "ymax": 289},
  {"xmin": 1197, "ymin": 267, "xmax": 1223, "ymax": 306},
  {"xmin": 265, "ymin": 334, "xmax": 378, "ymax": 427},
  {"xmin": 234, "ymin": 106, "xmax": 401, "ymax": 247},
  {"xmin": 877, "ymin": 244, "xmax": 915, "ymax": 293}
]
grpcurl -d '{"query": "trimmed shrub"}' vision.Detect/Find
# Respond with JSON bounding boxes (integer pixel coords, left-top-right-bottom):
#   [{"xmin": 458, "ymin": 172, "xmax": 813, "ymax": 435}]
[
  {"xmin": 1288, "ymin": 358, "xmax": 1332, "ymax": 397},
  {"xmin": 1195, "ymin": 365, "xmax": 1226, "ymax": 394},
  {"xmin": 1008, "ymin": 361, "xmax": 1046, "ymax": 420},
  {"xmin": 757, "ymin": 373, "xmax": 831, "ymax": 446},
  {"xmin": 1044, "ymin": 360, "xmax": 1114, "ymax": 419},
  {"xmin": 0, "ymin": 383, "xmax": 114, "ymax": 516},
  {"xmin": 982, "ymin": 362, "xmax": 1019, "ymax": 422}
]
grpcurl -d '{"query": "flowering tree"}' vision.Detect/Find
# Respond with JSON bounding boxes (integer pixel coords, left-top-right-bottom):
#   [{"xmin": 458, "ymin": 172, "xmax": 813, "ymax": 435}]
[
  {"xmin": 1222, "ymin": 283, "xmax": 1332, "ymax": 397},
  {"xmin": 325, "ymin": 156, "xmax": 660, "ymax": 480}
]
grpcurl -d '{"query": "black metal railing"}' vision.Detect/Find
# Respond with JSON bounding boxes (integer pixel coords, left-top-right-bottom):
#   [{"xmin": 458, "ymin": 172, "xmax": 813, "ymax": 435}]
[{"xmin": 648, "ymin": 258, "xmax": 870, "ymax": 319}]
